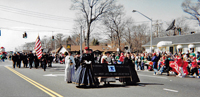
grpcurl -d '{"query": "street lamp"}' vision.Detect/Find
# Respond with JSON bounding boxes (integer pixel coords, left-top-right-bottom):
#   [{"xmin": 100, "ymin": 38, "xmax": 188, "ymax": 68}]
[{"xmin": 132, "ymin": 10, "xmax": 153, "ymax": 53}]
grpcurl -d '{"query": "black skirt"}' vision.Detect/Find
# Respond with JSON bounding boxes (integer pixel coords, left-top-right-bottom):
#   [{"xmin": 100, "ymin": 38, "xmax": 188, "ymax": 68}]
[{"xmin": 73, "ymin": 64, "xmax": 98, "ymax": 86}]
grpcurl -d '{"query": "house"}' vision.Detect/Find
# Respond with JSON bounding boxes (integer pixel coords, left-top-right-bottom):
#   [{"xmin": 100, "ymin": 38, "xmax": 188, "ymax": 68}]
[
  {"xmin": 51, "ymin": 44, "xmax": 118, "ymax": 55},
  {"xmin": 142, "ymin": 33, "xmax": 200, "ymax": 54}
]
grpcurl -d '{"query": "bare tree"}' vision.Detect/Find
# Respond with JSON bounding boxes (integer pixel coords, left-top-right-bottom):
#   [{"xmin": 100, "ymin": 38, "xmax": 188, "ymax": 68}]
[
  {"xmin": 123, "ymin": 17, "xmax": 135, "ymax": 52},
  {"xmin": 103, "ymin": 4, "xmax": 125, "ymax": 50},
  {"xmin": 175, "ymin": 17, "xmax": 191, "ymax": 35},
  {"xmin": 55, "ymin": 33, "xmax": 65, "ymax": 47},
  {"xmin": 152, "ymin": 20, "xmax": 164, "ymax": 37},
  {"xmin": 182, "ymin": 0, "xmax": 200, "ymax": 26},
  {"xmin": 71, "ymin": 16, "xmax": 87, "ymax": 45},
  {"xmin": 131, "ymin": 24, "xmax": 149, "ymax": 52},
  {"xmin": 71, "ymin": 0, "xmax": 115, "ymax": 47}
]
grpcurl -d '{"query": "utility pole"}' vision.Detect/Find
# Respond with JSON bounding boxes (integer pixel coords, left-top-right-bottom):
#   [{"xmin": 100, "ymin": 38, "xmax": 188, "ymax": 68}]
[
  {"xmin": 80, "ymin": 26, "xmax": 82, "ymax": 55},
  {"xmin": 154, "ymin": 20, "xmax": 163, "ymax": 37}
]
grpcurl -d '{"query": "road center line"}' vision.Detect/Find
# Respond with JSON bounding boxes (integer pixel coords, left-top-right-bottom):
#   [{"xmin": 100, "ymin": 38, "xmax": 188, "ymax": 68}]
[
  {"xmin": 5, "ymin": 66, "xmax": 63, "ymax": 97},
  {"xmin": 163, "ymin": 88, "xmax": 179, "ymax": 92},
  {"xmin": 139, "ymin": 74, "xmax": 168, "ymax": 79}
]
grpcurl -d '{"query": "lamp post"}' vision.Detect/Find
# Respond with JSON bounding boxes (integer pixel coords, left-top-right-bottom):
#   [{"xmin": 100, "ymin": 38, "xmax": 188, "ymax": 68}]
[{"xmin": 132, "ymin": 10, "xmax": 153, "ymax": 53}]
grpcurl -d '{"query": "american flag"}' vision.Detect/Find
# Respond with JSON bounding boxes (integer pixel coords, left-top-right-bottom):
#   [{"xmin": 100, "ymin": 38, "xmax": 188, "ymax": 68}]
[{"xmin": 35, "ymin": 36, "xmax": 42, "ymax": 59}]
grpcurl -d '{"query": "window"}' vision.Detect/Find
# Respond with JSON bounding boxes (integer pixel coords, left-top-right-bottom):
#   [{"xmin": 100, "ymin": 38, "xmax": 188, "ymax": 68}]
[
  {"xmin": 190, "ymin": 48, "xmax": 195, "ymax": 52},
  {"xmin": 178, "ymin": 48, "xmax": 182, "ymax": 53}
]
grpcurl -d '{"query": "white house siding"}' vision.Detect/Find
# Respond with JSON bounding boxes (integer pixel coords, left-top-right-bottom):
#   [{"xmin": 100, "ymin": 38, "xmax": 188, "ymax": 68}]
[
  {"xmin": 195, "ymin": 44, "xmax": 200, "ymax": 53},
  {"xmin": 182, "ymin": 45, "xmax": 188, "ymax": 53},
  {"xmin": 144, "ymin": 44, "xmax": 200, "ymax": 54},
  {"xmin": 145, "ymin": 47, "xmax": 151, "ymax": 53}
]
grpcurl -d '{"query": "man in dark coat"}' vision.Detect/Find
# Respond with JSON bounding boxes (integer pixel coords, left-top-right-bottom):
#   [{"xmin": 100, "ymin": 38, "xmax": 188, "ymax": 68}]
[
  {"xmin": 16, "ymin": 52, "xmax": 22, "ymax": 68},
  {"xmin": 22, "ymin": 53, "xmax": 28, "ymax": 68},
  {"xmin": 41, "ymin": 52, "xmax": 48, "ymax": 71},
  {"xmin": 28, "ymin": 51, "xmax": 34, "ymax": 69},
  {"xmin": 12, "ymin": 53, "xmax": 18, "ymax": 68},
  {"xmin": 47, "ymin": 54, "xmax": 53, "ymax": 67},
  {"xmin": 33, "ymin": 53, "xmax": 39, "ymax": 69}
]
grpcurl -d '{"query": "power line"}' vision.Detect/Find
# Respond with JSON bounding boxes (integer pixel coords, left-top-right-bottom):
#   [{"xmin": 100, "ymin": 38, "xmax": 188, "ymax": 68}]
[
  {"xmin": 0, "ymin": 5, "xmax": 74, "ymax": 22},
  {"xmin": 0, "ymin": 17, "xmax": 71, "ymax": 31},
  {"xmin": 0, "ymin": 26, "xmax": 69, "ymax": 32}
]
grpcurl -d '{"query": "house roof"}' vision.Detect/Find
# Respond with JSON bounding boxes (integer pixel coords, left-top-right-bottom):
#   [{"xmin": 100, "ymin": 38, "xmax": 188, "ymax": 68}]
[
  {"xmin": 51, "ymin": 48, "xmax": 61, "ymax": 53},
  {"xmin": 142, "ymin": 33, "xmax": 200, "ymax": 47},
  {"xmin": 62, "ymin": 45, "xmax": 117, "ymax": 52}
]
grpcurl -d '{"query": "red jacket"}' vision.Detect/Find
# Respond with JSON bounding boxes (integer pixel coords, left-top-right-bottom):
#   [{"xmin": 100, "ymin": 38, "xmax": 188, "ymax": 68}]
[
  {"xmin": 176, "ymin": 58, "xmax": 184, "ymax": 67},
  {"xmin": 191, "ymin": 61, "xmax": 198, "ymax": 68}
]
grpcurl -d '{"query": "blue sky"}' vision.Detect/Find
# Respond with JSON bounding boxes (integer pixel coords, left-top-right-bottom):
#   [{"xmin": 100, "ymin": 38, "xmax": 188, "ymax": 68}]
[{"xmin": 0, "ymin": 0, "xmax": 198, "ymax": 51}]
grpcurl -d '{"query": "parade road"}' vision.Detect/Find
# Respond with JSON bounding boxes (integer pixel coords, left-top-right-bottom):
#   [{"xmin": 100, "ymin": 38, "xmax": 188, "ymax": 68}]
[{"xmin": 0, "ymin": 61, "xmax": 199, "ymax": 97}]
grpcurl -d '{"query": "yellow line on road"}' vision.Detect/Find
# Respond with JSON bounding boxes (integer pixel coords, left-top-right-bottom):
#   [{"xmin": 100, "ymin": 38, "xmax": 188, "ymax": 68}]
[{"xmin": 5, "ymin": 66, "xmax": 63, "ymax": 97}]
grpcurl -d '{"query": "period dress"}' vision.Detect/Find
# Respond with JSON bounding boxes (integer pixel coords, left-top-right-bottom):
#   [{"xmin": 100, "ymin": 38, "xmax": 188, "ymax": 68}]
[
  {"xmin": 73, "ymin": 53, "xmax": 98, "ymax": 86},
  {"xmin": 65, "ymin": 55, "xmax": 76, "ymax": 82},
  {"xmin": 119, "ymin": 57, "xmax": 140, "ymax": 84}
]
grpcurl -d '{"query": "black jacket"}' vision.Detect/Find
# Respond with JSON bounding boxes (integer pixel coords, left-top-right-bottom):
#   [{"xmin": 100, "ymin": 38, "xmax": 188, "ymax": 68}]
[
  {"xmin": 12, "ymin": 55, "xmax": 18, "ymax": 62},
  {"xmin": 41, "ymin": 54, "xmax": 48, "ymax": 64},
  {"xmin": 28, "ymin": 53, "xmax": 34, "ymax": 61}
]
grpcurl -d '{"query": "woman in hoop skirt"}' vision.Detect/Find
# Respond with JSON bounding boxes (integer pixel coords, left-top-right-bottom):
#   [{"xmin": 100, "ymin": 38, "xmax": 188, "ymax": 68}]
[
  {"xmin": 119, "ymin": 52, "xmax": 140, "ymax": 84},
  {"xmin": 73, "ymin": 47, "xmax": 99, "ymax": 87}
]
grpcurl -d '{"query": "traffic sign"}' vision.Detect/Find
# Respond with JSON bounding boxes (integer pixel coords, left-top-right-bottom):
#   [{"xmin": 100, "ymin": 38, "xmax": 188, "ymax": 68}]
[{"xmin": 67, "ymin": 44, "xmax": 71, "ymax": 51}]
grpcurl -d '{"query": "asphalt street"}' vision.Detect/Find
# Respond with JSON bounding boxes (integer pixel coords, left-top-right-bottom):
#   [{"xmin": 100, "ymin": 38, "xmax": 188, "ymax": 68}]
[{"xmin": 0, "ymin": 60, "xmax": 199, "ymax": 97}]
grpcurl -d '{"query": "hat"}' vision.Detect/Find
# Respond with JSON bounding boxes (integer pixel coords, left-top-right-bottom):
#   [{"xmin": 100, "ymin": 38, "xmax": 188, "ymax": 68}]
[
  {"xmin": 84, "ymin": 47, "xmax": 89, "ymax": 50},
  {"xmin": 105, "ymin": 51, "xmax": 110, "ymax": 54},
  {"xmin": 89, "ymin": 49, "xmax": 93, "ymax": 51},
  {"xmin": 64, "ymin": 52, "xmax": 68, "ymax": 56},
  {"xmin": 153, "ymin": 53, "xmax": 156, "ymax": 56},
  {"xmin": 76, "ymin": 52, "xmax": 80, "ymax": 55}
]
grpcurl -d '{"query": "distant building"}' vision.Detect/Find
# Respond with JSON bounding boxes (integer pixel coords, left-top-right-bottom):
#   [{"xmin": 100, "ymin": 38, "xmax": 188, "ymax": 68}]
[
  {"xmin": 142, "ymin": 33, "xmax": 200, "ymax": 54},
  {"xmin": 51, "ymin": 44, "xmax": 118, "ymax": 55}
]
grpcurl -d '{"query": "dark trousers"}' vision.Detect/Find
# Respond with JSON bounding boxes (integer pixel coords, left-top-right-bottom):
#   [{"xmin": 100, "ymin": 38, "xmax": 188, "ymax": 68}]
[
  {"xmin": 42, "ymin": 61, "xmax": 47, "ymax": 71},
  {"xmin": 35, "ymin": 61, "xmax": 39, "ymax": 68},
  {"xmin": 24, "ymin": 63, "xmax": 28, "ymax": 68},
  {"xmin": 29, "ymin": 61, "xmax": 33, "ymax": 69},
  {"xmin": 48, "ymin": 62, "xmax": 52, "ymax": 67},
  {"xmin": 43, "ymin": 63, "xmax": 47, "ymax": 71},
  {"xmin": 13, "ymin": 61, "xmax": 17, "ymax": 68},
  {"xmin": 23, "ymin": 61, "xmax": 28, "ymax": 68},
  {"xmin": 17, "ymin": 61, "xmax": 21, "ymax": 68},
  {"xmin": 191, "ymin": 67, "xmax": 199, "ymax": 76}
]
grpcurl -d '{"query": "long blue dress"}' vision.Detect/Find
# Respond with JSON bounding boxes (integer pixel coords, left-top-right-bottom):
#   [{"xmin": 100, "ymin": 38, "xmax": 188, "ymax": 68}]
[{"xmin": 73, "ymin": 53, "xmax": 98, "ymax": 87}]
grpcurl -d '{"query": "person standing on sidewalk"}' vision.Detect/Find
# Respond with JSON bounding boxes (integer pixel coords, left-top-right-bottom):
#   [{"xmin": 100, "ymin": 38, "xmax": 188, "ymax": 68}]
[
  {"xmin": 152, "ymin": 53, "xmax": 159, "ymax": 75},
  {"xmin": 190, "ymin": 57, "xmax": 199, "ymax": 78},
  {"xmin": 160, "ymin": 55, "xmax": 171, "ymax": 76}
]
